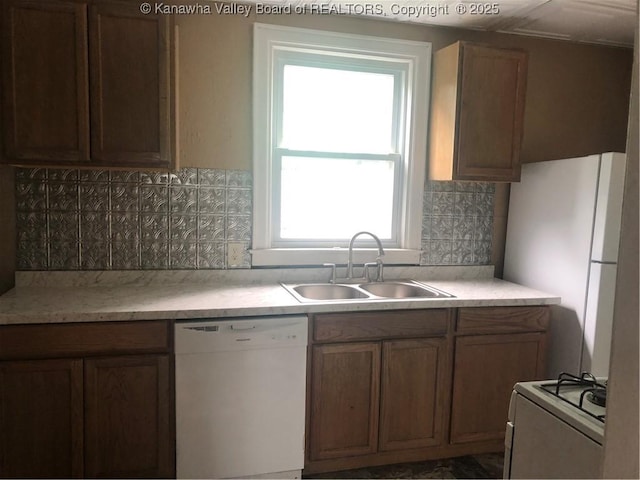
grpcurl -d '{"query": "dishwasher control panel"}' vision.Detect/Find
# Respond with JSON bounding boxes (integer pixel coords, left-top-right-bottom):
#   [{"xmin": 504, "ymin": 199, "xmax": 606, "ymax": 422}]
[{"xmin": 175, "ymin": 315, "xmax": 308, "ymax": 354}]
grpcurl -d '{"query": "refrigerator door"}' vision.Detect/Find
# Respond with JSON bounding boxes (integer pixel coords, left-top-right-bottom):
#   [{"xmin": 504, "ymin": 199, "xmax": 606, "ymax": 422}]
[
  {"xmin": 591, "ymin": 152, "xmax": 626, "ymax": 263},
  {"xmin": 581, "ymin": 262, "xmax": 617, "ymax": 376},
  {"xmin": 504, "ymin": 155, "xmax": 600, "ymax": 377}
]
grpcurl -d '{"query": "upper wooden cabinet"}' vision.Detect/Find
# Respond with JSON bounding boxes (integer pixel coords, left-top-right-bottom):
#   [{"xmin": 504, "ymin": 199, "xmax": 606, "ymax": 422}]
[
  {"xmin": 428, "ymin": 41, "xmax": 528, "ymax": 182},
  {"xmin": 1, "ymin": 0, "xmax": 175, "ymax": 169},
  {"xmin": 1, "ymin": 0, "xmax": 90, "ymax": 164}
]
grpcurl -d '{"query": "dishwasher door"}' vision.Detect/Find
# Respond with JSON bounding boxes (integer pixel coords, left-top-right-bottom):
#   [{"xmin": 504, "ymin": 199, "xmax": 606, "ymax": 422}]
[{"xmin": 175, "ymin": 316, "xmax": 308, "ymax": 479}]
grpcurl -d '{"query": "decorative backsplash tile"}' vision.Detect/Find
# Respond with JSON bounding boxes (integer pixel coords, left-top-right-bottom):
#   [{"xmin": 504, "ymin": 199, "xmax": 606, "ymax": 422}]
[
  {"xmin": 420, "ymin": 180, "xmax": 494, "ymax": 265},
  {"xmin": 15, "ymin": 167, "xmax": 252, "ymax": 270},
  {"xmin": 15, "ymin": 168, "xmax": 493, "ymax": 270}
]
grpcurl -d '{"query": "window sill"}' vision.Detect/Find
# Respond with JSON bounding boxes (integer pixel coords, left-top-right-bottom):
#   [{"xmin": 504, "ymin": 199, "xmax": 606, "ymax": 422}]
[{"xmin": 250, "ymin": 248, "xmax": 421, "ymax": 267}]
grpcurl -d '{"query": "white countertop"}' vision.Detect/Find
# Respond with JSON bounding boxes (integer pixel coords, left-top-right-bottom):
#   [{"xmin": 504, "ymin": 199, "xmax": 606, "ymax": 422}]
[{"xmin": 0, "ymin": 267, "xmax": 560, "ymax": 325}]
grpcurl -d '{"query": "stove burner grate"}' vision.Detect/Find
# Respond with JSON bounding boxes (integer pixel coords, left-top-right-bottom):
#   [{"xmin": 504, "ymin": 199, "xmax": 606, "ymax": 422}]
[{"xmin": 540, "ymin": 372, "xmax": 607, "ymax": 423}]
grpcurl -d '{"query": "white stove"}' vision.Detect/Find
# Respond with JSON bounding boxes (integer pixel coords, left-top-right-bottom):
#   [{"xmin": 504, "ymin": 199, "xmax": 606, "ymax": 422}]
[{"xmin": 504, "ymin": 373, "xmax": 607, "ymax": 479}]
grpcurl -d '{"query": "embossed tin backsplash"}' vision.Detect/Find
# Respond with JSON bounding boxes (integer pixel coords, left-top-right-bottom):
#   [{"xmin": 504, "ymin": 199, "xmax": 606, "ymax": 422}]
[
  {"xmin": 15, "ymin": 168, "xmax": 494, "ymax": 270},
  {"xmin": 15, "ymin": 167, "xmax": 251, "ymax": 270},
  {"xmin": 421, "ymin": 180, "xmax": 494, "ymax": 265}
]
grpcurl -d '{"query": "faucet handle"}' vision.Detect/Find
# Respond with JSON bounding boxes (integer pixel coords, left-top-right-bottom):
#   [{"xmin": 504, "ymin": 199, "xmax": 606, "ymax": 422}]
[
  {"xmin": 323, "ymin": 263, "xmax": 337, "ymax": 284},
  {"xmin": 376, "ymin": 257, "xmax": 384, "ymax": 282},
  {"xmin": 363, "ymin": 262, "xmax": 377, "ymax": 282}
]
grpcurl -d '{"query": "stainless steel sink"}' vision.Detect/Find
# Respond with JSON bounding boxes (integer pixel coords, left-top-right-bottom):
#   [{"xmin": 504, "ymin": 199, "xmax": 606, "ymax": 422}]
[
  {"xmin": 289, "ymin": 284, "xmax": 368, "ymax": 301},
  {"xmin": 282, "ymin": 280, "xmax": 453, "ymax": 302},
  {"xmin": 358, "ymin": 281, "xmax": 446, "ymax": 298}
]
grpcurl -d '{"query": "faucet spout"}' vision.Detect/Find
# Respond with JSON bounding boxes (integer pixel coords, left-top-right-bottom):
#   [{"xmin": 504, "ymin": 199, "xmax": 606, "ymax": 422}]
[{"xmin": 347, "ymin": 231, "xmax": 385, "ymax": 280}]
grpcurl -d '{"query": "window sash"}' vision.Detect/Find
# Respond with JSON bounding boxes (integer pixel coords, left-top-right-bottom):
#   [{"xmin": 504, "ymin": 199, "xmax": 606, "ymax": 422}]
[
  {"xmin": 271, "ymin": 149, "xmax": 402, "ymax": 247},
  {"xmin": 271, "ymin": 55, "xmax": 407, "ymax": 246},
  {"xmin": 273, "ymin": 56, "xmax": 407, "ymax": 156},
  {"xmin": 252, "ymin": 23, "xmax": 431, "ymax": 264}
]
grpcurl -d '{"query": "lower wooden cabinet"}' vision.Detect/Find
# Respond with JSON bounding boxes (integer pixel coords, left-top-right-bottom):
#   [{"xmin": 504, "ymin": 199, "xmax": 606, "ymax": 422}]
[
  {"xmin": 450, "ymin": 307, "xmax": 549, "ymax": 445},
  {"xmin": 84, "ymin": 355, "xmax": 173, "ymax": 478},
  {"xmin": 305, "ymin": 306, "xmax": 550, "ymax": 475},
  {"xmin": 306, "ymin": 310, "xmax": 452, "ymax": 473},
  {"xmin": 379, "ymin": 338, "xmax": 447, "ymax": 451},
  {"xmin": 450, "ymin": 332, "xmax": 547, "ymax": 444},
  {"xmin": 0, "ymin": 321, "xmax": 174, "ymax": 479},
  {"xmin": 309, "ymin": 343, "xmax": 381, "ymax": 461},
  {"xmin": 309, "ymin": 337, "xmax": 449, "ymax": 462},
  {"xmin": 0, "ymin": 359, "xmax": 84, "ymax": 478}
]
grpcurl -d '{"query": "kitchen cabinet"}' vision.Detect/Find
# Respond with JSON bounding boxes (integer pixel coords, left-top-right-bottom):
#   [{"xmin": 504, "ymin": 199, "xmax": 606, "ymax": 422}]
[
  {"xmin": 0, "ymin": 320, "xmax": 174, "ymax": 479},
  {"xmin": 309, "ymin": 342, "xmax": 381, "ymax": 460},
  {"xmin": 428, "ymin": 41, "xmax": 528, "ymax": 182},
  {"xmin": 379, "ymin": 338, "xmax": 447, "ymax": 451},
  {"xmin": 0, "ymin": 359, "xmax": 84, "ymax": 478},
  {"xmin": 307, "ymin": 309, "xmax": 452, "ymax": 472},
  {"xmin": 1, "ymin": 0, "xmax": 175, "ymax": 169},
  {"xmin": 305, "ymin": 305, "xmax": 550, "ymax": 475},
  {"xmin": 450, "ymin": 306, "xmax": 549, "ymax": 444},
  {"xmin": 84, "ymin": 355, "xmax": 173, "ymax": 478}
]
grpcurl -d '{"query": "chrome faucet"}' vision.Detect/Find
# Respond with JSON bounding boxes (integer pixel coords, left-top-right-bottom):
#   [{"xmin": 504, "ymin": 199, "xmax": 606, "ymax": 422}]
[{"xmin": 346, "ymin": 231, "xmax": 385, "ymax": 282}]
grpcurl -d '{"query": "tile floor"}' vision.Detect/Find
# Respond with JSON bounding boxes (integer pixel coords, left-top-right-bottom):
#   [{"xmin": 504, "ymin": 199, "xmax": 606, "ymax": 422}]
[{"xmin": 304, "ymin": 453, "xmax": 504, "ymax": 479}]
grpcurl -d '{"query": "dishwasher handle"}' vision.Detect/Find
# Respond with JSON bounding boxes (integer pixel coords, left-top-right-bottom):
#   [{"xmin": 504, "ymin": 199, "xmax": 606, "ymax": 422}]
[{"xmin": 230, "ymin": 324, "xmax": 256, "ymax": 331}]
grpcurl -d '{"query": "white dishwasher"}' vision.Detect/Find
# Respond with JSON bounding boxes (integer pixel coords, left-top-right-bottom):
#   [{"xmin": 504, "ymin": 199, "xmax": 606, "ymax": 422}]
[{"xmin": 175, "ymin": 315, "xmax": 308, "ymax": 479}]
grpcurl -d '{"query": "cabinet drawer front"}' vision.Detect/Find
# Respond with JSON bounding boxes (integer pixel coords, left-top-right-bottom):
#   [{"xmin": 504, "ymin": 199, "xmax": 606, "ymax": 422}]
[
  {"xmin": 457, "ymin": 306, "xmax": 549, "ymax": 334},
  {"xmin": 0, "ymin": 320, "xmax": 172, "ymax": 360},
  {"xmin": 313, "ymin": 309, "xmax": 450, "ymax": 343}
]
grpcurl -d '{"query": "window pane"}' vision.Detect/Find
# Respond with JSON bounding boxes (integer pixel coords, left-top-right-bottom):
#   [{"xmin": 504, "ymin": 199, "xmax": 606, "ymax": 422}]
[
  {"xmin": 279, "ymin": 156, "xmax": 395, "ymax": 240},
  {"xmin": 282, "ymin": 65, "xmax": 395, "ymax": 154}
]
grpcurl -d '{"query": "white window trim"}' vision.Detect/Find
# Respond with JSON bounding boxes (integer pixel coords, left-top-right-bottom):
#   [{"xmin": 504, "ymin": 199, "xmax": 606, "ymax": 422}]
[{"xmin": 252, "ymin": 23, "xmax": 431, "ymax": 266}]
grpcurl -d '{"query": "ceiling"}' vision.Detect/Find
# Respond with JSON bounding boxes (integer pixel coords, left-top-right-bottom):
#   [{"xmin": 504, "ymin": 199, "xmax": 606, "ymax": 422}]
[{"xmin": 252, "ymin": 0, "xmax": 638, "ymax": 47}]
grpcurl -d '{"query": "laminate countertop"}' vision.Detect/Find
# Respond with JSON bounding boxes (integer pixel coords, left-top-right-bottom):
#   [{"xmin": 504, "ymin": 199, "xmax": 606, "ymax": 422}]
[{"xmin": 0, "ymin": 267, "xmax": 560, "ymax": 325}]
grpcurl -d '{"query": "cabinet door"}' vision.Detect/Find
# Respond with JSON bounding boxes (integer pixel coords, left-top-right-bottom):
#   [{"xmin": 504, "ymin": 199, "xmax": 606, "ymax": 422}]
[
  {"xmin": 89, "ymin": 2, "xmax": 172, "ymax": 168},
  {"xmin": 379, "ymin": 338, "xmax": 448, "ymax": 451},
  {"xmin": 2, "ymin": 0, "xmax": 90, "ymax": 164},
  {"xmin": 0, "ymin": 359, "xmax": 84, "ymax": 478},
  {"xmin": 456, "ymin": 43, "xmax": 527, "ymax": 181},
  {"xmin": 450, "ymin": 333, "xmax": 546, "ymax": 444},
  {"xmin": 84, "ymin": 355, "xmax": 174, "ymax": 478},
  {"xmin": 309, "ymin": 343, "xmax": 381, "ymax": 460}
]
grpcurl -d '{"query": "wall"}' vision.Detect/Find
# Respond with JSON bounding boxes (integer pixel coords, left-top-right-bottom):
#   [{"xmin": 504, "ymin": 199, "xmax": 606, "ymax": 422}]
[
  {"xmin": 6, "ymin": 7, "xmax": 634, "ymax": 274},
  {"xmin": 175, "ymin": 6, "xmax": 633, "ymax": 171},
  {"xmin": 0, "ymin": 165, "xmax": 15, "ymax": 292},
  {"xmin": 15, "ymin": 167, "xmax": 496, "ymax": 270},
  {"xmin": 174, "ymin": 8, "xmax": 632, "ymax": 278},
  {"xmin": 602, "ymin": 24, "xmax": 639, "ymax": 479}
]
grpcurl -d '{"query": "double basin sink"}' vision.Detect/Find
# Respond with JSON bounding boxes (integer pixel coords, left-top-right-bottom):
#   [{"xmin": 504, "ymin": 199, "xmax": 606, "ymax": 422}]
[{"xmin": 282, "ymin": 280, "xmax": 453, "ymax": 302}]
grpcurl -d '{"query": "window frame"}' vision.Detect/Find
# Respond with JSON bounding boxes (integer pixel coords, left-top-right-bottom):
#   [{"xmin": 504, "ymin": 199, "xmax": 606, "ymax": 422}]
[{"xmin": 252, "ymin": 23, "xmax": 432, "ymax": 266}]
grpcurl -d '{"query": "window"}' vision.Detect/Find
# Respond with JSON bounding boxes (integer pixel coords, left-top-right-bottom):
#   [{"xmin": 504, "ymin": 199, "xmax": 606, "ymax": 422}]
[{"xmin": 253, "ymin": 24, "xmax": 431, "ymax": 266}]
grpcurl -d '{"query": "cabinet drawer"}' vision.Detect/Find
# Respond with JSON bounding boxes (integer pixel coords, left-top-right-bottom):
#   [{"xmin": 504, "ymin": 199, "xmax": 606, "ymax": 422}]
[
  {"xmin": 0, "ymin": 320, "xmax": 172, "ymax": 360},
  {"xmin": 456, "ymin": 306, "xmax": 550, "ymax": 334},
  {"xmin": 313, "ymin": 309, "xmax": 451, "ymax": 343}
]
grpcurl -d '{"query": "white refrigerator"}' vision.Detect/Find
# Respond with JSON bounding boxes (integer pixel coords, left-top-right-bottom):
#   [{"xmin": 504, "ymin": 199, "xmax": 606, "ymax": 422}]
[{"xmin": 503, "ymin": 152, "xmax": 626, "ymax": 378}]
